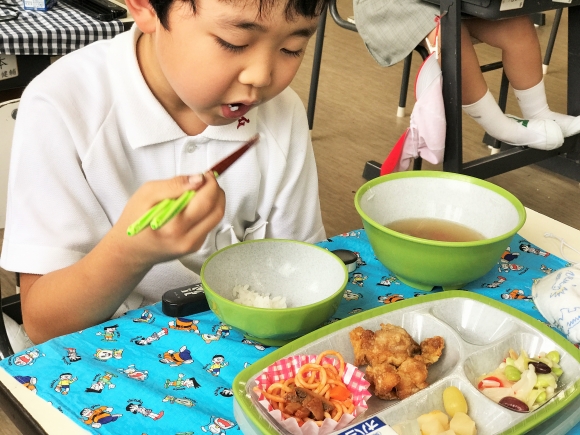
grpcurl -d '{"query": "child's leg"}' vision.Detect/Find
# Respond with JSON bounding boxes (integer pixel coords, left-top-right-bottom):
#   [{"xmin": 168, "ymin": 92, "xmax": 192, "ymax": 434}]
[
  {"xmin": 465, "ymin": 16, "xmax": 580, "ymax": 137},
  {"xmin": 459, "ymin": 19, "xmax": 563, "ymax": 149}
]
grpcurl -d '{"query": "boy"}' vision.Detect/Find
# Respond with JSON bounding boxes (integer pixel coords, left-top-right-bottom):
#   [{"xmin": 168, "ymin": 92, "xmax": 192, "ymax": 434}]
[
  {"xmin": 1, "ymin": 0, "xmax": 328, "ymax": 349},
  {"xmin": 354, "ymin": 1, "xmax": 580, "ymax": 150}
]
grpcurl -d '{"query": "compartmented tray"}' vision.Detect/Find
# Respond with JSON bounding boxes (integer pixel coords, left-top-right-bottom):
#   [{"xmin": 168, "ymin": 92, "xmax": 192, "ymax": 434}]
[{"xmin": 233, "ymin": 291, "xmax": 580, "ymax": 435}]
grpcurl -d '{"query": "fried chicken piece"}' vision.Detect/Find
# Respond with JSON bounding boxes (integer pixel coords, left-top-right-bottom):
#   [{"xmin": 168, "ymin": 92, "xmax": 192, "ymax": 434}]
[
  {"xmin": 349, "ymin": 324, "xmax": 420, "ymax": 367},
  {"xmin": 365, "ymin": 362, "xmax": 399, "ymax": 400},
  {"xmin": 349, "ymin": 324, "xmax": 445, "ymax": 401},
  {"xmin": 349, "ymin": 326, "xmax": 375, "ymax": 366},
  {"xmin": 363, "ymin": 323, "xmax": 420, "ymax": 367},
  {"xmin": 395, "ymin": 356, "xmax": 430, "ymax": 399},
  {"xmin": 418, "ymin": 336, "xmax": 445, "ymax": 366}
]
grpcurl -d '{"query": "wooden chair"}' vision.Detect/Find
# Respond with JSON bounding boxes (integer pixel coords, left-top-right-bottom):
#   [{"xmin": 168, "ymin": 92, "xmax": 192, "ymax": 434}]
[{"xmin": 0, "ymin": 99, "xmax": 22, "ymax": 359}]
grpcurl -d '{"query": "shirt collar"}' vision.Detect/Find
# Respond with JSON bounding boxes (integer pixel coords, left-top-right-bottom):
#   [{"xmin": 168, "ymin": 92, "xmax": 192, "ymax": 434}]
[{"xmin": 108, "ymin": 25, "xmax": 258, "ymax": 149}]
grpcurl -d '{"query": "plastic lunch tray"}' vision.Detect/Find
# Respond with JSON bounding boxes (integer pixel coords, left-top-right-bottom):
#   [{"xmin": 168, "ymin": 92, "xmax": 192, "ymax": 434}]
[{"xmin": 233, "ymin": 291, "xmax": 580, "ymax": 435}]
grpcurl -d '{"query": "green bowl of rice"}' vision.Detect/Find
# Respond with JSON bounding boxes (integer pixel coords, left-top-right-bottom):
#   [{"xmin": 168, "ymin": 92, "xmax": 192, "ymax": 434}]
[{"xmin": 200, "ymin": 239, "xmax": 349, "ymax": 346}]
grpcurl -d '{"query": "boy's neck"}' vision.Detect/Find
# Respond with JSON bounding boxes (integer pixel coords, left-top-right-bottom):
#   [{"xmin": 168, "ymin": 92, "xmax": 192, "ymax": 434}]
[{"xmin": 136, "ymin": 33, "xmax": 208, "ymax": 136}]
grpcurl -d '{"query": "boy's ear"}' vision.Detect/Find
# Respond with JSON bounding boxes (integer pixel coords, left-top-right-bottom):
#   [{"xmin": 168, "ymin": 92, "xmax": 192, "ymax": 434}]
[{"xmin": 124, "ymin": 0, "xmax": 158, "ymax": 33}]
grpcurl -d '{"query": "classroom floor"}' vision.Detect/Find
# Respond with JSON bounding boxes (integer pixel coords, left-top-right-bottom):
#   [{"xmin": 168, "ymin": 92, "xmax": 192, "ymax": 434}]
[{"xmin": 1, "ymin": 3, "xmax": 579, "ymax": 434}]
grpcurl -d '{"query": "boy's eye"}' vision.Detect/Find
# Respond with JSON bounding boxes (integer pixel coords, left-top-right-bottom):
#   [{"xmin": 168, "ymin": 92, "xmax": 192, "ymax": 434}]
[
  {"xmin": 281, "ymin": 48, "xmax": 304, "ymax": 58},
  {"xmin": 216, "ymin": 37, "xmax": 247, "ymax": 53}
]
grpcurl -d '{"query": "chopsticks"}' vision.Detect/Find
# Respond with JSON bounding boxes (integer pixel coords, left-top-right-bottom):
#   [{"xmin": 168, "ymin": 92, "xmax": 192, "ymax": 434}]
[{"xmin": 127, "ymin": 134, "xmax": 260, "ymax": 236}]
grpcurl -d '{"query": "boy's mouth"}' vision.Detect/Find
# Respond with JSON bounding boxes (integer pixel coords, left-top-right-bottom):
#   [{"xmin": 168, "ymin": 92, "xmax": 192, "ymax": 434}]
[{"xmin": 222, "ymin": 103, "xmax": 252, "ymax": 119}]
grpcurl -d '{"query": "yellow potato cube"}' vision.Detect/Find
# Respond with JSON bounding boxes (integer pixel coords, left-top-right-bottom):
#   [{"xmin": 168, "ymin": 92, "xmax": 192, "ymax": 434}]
[
  {"xmin": 449, "ymin": 412, "xmax": 477, "ymax": 435},
  {"xmin": 418, "ymin": 410, "xmax": 450, "ymax": 435}
]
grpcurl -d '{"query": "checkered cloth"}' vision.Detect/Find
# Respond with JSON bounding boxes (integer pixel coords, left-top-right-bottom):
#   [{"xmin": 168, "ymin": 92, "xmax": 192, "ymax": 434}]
[{"xmin": 0, "ymin": 0, "xmax": 124, "ymax": 55}]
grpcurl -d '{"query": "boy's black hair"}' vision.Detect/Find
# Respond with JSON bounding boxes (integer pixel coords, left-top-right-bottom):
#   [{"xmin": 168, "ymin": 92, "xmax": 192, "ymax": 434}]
[{"xmin": 150, "ymin": 0, "xmax": 329, "ymax": 30}]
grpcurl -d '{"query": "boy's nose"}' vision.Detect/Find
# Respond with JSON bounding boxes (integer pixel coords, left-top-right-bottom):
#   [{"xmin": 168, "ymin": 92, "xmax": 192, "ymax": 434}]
[{"xmin": 238, "ymin": 59, "xmax": 273, "ymax": 88}]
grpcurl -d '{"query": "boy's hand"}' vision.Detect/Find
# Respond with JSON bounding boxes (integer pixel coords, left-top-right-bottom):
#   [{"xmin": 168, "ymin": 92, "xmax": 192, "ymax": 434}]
[{"xmin": 111, "ymin": 172, "xmax": 226, "ymax": 267}]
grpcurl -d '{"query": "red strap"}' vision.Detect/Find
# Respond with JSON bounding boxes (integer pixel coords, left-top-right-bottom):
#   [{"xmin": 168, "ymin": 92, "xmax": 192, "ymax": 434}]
[{"xmin": 380, "ymin": 128, "xmax": 409, "ymax": 176}]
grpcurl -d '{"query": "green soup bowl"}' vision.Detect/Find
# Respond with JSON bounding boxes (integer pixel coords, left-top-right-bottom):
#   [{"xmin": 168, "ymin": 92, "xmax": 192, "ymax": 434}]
[
  {"xmin": 200, "ymin": 239, "xmax": 348, "ymax": 346},
  {"xmin": 354, "ymin": 171, "xmax": 526, "ymax": 291}
]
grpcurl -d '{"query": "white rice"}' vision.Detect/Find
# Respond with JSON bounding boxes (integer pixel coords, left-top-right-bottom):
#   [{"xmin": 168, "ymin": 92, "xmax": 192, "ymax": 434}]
[{"xmin": 232, "ymin": 284, "xmax": 287, "ymax": 309}]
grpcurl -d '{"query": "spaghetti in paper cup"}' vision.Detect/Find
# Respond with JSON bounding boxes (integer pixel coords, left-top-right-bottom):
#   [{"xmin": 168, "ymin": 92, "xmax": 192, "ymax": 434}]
[{"xmin": 254, "ymin": 351, "xmax": 371, "ymax": 435}]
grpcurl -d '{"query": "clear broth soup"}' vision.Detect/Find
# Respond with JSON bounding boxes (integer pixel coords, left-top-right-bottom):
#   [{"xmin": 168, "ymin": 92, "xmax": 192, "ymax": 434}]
[{"xmin": 386, "ymin": 218, "xmax": 485, "ymax": 242}]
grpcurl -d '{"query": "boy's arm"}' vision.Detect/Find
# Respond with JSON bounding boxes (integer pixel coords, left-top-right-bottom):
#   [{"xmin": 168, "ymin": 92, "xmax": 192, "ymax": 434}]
[{"xmin": 19, "ymin": 173, "xmax": 225, "ymax": 344}]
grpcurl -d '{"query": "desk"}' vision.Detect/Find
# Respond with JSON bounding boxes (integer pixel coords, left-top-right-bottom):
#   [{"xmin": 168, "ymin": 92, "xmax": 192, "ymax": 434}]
[
  {"xmin": 0, "ymin": 0, "xmax": 133, "ymax": 100},
  {"xmin": 0, "ymin": 207, "xmax": 579, "ymax": 435},
  {"xmin": 427, "ymin": 0, "xmax": 580, "ymax": 179}
]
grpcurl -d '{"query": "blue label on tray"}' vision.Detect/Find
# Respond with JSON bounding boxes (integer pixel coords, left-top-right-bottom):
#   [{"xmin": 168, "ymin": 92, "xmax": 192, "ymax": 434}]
[{"xmin": 336, "ymin": 417, "xmax": 398, "ymax": 435}]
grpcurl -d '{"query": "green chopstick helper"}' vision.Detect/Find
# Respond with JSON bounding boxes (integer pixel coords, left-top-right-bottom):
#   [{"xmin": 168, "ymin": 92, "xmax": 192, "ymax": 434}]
[{"xmin": 127, "ymin": 135, "xmax": 259, "ymax": 236}]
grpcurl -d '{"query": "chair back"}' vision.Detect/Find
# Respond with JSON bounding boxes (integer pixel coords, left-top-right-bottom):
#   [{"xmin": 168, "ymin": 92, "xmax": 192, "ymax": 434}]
[
  {"xmin": 0, "ymin": 99, "xmax": 20, "ymax": 359},
  {"xmin": 0, "ymin": 99, "xmax": 19, "ymax": 229}
]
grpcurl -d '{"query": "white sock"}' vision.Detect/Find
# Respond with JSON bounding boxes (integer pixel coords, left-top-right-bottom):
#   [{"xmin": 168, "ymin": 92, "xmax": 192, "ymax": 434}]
[
  {"xmin": 514, "ymin": 79, "xmax": 580, "ymax": 137},
  {"xmin": 462, "ymin": 90, "xmax": 563, "ymax": 150}
]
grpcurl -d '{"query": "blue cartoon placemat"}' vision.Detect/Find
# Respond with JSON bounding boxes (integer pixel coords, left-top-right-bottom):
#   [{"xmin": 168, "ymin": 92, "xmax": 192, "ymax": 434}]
[
  {"xmin": 0, "ymin": 230, "xmax": 575, "ymax": 435},
  {"xmin": 318, "ymin": 230, "xmax": 572, "ymax": 336}
]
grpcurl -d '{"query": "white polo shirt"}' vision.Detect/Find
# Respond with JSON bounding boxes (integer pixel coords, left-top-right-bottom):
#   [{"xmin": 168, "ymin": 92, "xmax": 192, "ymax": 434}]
[{"xmin": 1, "ymin": 25, "xmax": 326, "ymax": 309}]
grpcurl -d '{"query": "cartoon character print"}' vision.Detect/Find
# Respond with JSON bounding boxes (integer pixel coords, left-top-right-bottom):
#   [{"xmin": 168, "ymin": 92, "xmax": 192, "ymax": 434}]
[
  {"xmin": 132, "ymin": 327, "xmax": 169, "ymax": 346},
  {"xmin": 201, "ymin": 323, "xmax": 231, "ymax": 344},
  {"xmin": 96, "ymin": 324, "xmax": 120, "ymax": 341},
  {"xmin": 163, "ymin": 395, "xmax": 196, "ymax": 407},
  {"xmin": 11, "ymin": 348, "xmax": 45, "ymax": 366},
  {"xmin": 540, "ymin": 264, "xmax": 554, "ymax": 275},
  {"xmin": 94, "ymin": 348, "xmax": 123, "ymax": 362},
  {"xmin": 498, "ymin": 247, "xmax": 529, "ymax": 274},
  {"xmin": 169, "ymin": 318, "xmax": 200, "ymax": 334},
  {"xmin": 323, "ymin": 317, "xmax": 342, "ymax": 326},
  {"xmin": 546, "ymin": 269, "xmax": 576, "ymax": 298},
  {"xmin": 205, "ymin": 354, "xmax": 229, "ymax": 377},
  {"xmin": 339, "ymin": 231, "xmax": 361, "ymax": 238},
  {"xmin": 241, "ymin": 338, "xmax": 269, "ymax": 351},
  {"xmin": 126, "ymin": 400, "xmax": 164, "ymax": 420},
  {"xmin": 519, "ymin": 243, "xmax": 550, "ymax": 257},
  {"xmin": 556, "ymin": 307, "xmax": 580, "ymax": 337},
  {"xmin": 377, "ymin": 275, "xmax": 399, "ymax": 287},
  {"xmin": 52, "ymin": 373, "xmax": 78, "ymax": 395},
  {"xmin": 214, "ymin": 387, "xmax": 233, "ymax": 398},
  {"xmin": 354, "ymin": 251, "xmax": 366, "ymax": 267},
  {"xmin": 348, "ymin": 308, "xmax": 363, "ymax": 315},
  {"xmin": 201, "ymin": 416, "xmax": 237, "ymax": 434},
  {"xmin": 501, "ymin": 247, "xmax": 520, "ymax": 262},
  {"xmin": 483, "ymin": 276, "xmax": 507, "ymax": 288},
  {"xmin": 344, "ymin": 289, "xmax": 363, "ymax": 301},
  {"xmin": 85, "ymin": 372, "xmax": 117, "ymax": 393},
  {"xmin": 378, "ymin": 293, "xmax": 405, "ymax": 304},
  {"xmin": 133, "ymin": 309, "xmax": 154, "ymax": 323},
  {"xmin": 14, "ymin": 376, "xmax": 37, "ymax": 393},
  {"xmin": 164, "ymin": 373, "xmax": 201, "ymax": 390},
  {"xmin": 501, "ymin": 289, "xmax": 533, "ymax": 300},
  {"xmin": 80, "ymin": 405, "xmax": 122, "ymax": 428},
  {"xmin": 215, "ymin": 323, "xmax": 231, "ymax": 337},
  {"xmin": 351, "ymin": 272, "xmax": 367, "ymax": 287},
  {"xmin": 118, "ymin": 364, "xmax": 149, "ymax": 381},
  {"xmin": 159, "ymin": 345, "xmax": 194, "ymax": 366},
  {"xmin": 63, "ymin": 347, "xmax": 82, "ymax": 364}
]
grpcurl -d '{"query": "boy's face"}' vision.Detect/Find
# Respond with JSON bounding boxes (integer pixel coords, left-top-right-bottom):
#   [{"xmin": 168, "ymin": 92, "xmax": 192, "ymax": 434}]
[{"xmin": 139, "ymin": 0, "xmax": 319, "ymax": 132}]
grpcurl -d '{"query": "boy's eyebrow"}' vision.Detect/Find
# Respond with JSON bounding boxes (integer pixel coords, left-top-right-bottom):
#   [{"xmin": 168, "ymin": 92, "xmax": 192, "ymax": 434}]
[{"xmin": 221, "ymin": 19, "xmax": 318, "ymax": 38}]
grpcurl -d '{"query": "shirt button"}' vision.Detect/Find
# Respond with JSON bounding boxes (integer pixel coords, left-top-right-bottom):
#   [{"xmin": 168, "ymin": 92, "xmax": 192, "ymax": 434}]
[{"xmin": 186, "ymin": 144, "xmax": 197, "ymax": 153}]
